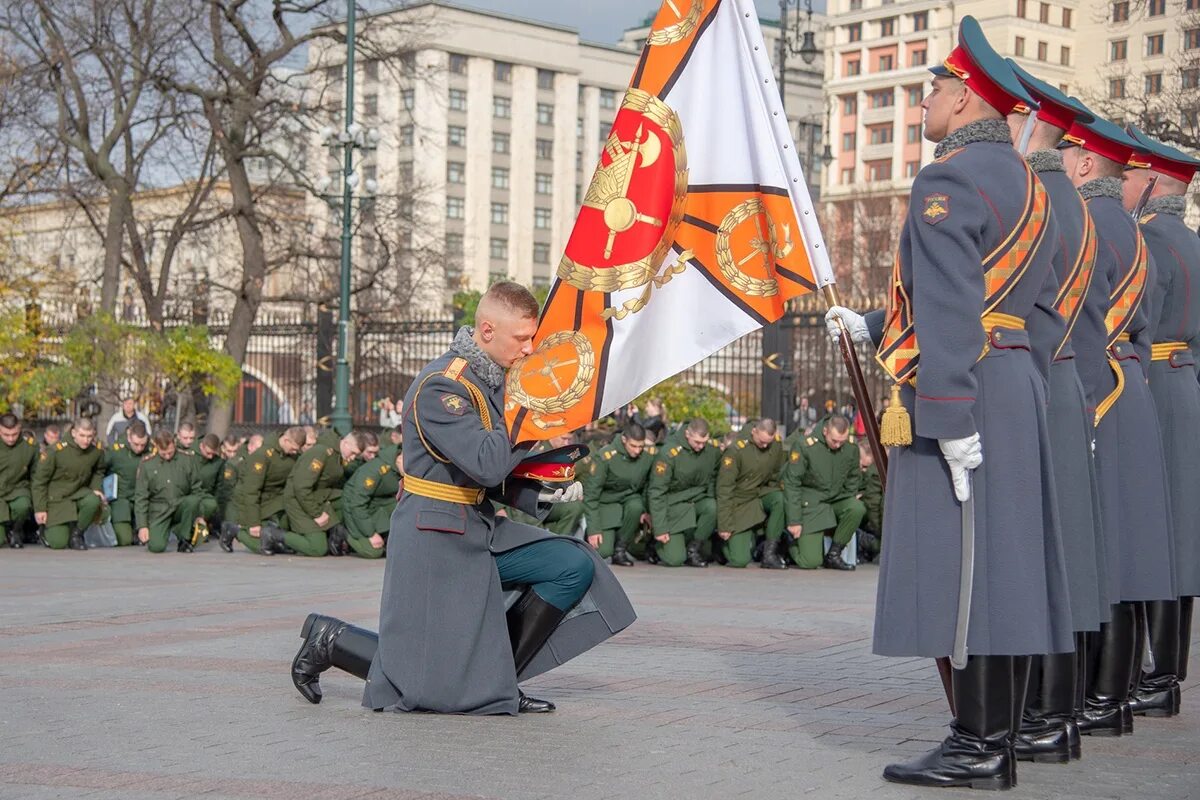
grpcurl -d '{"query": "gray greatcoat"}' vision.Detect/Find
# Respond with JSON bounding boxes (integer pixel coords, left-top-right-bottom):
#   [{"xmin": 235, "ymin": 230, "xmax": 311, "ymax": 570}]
[
  {"xmin": 1029, "ymin": 158, "xmax": 1111, "ymax": 631},
  {"xmin": 362, "ymin": 340, "xmax": 636, "ymax": 715},
  {"xmin": 1071, "ymin": 181, "xmax": 1176, "ymax": 603},
  {"xmin": 864, "ymin": 121, "xmax": 1074, "ymax": 659},
  {"xmin": 1141, "ymin": 199, "xmax": 1200, "ymax": 598}
]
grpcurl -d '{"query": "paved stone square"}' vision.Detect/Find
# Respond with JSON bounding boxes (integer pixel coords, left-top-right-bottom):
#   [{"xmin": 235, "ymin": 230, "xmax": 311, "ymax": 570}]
[{"xmin": 0, "ymin": 547, "xmax": 1196, "ymax": 800}]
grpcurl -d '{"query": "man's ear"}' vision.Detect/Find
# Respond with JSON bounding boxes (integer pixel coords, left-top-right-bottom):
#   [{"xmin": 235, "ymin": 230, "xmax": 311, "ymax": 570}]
[
  {"xmin": 952, "ymin": 84, "xmax": 972, "ymax": 115},
  {"xmin": 478, "ymin": 318, "xmax": 494, "ymax": 341}
]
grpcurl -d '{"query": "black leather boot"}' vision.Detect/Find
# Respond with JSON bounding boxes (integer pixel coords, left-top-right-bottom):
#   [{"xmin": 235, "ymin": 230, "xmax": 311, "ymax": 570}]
[
  {"xmin": 4, "ymin": 524, "xmax": 22, "ymax": 549},
  {"xmin": 857, "ymin": 531, "xmax": 879, "ymax": 563},
  {"xmin": 291, "ymin": 613, "xmax": 378, "ymax": 704},
  {"xmin": 259, "ymin": 522, "xmax": 287, "ymax": 556},
  {"xmin": 1068, "ymin": 631, "xmax": 1085, "ymax": 760},
  {"xmin": 176, "ymin": 537, "xmax": 194, "ymax": 553},
  {"xmin": 684, "ymin": 539, "xmax": 708, "ymax": 568},
  {"xmin": 1015, "ymin": 652, "xmax": 1075, "ymax": 764},
  {"xmin": 218, "ymin": 522, "xmax": 238, "ymax": 553},
  {"xmin": 1009, "ymin": 656, "xmax": 1029, "ymax": 786},
  {"xmin": 1130, "ymin": 599, "xmax": 1181, "ymax": 717},
  {"xmin": 1179, "ymin": 596, "xmax": 1193, "ymax": 684},
  {"xmin": 68, "ymin": 526, "xmax": 86, "ymax": 551},
  {"xmin": 1079, "ymin": 604, "xmax": 1135, "ymax": 737},
  {"xmin": 883, "ymin": 655, "xmax": 1016, "ymax": 790},
  {"xmin": 823, "ymin": 542, "xmax": 855, "ymax": 571},
  {"xmin": 759, "ymin": 538, "xmax": 787, "ymax": 569},
  {"xmin": 507, "ymin": 590, "xmax": 568, "ymax": 713},
  {"xmin": 326, "ymin": 524, "xmax": 350, "ymax": 557},
  {"xmin": 611, "ymin": 542, "xmax": 635, "ymax": 567}
]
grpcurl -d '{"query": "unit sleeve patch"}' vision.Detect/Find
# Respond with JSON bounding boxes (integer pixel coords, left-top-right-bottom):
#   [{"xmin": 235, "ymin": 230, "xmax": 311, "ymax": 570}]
[
  {"xmin": 923, "ymin": 193, "xmax": 950, "ymax": 224},
  {"xmin": 440, "ymin": 393, "xmax": 468, "ymax": 415}
]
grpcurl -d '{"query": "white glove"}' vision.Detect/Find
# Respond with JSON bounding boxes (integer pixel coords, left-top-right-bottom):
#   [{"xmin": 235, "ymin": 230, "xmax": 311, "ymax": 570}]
[
  {"xmin": 538, "ymin": 481, "xmax": 583, "ymax": 504},
  {"xmin": 939, "ymin": 434, "xmax": 983, "ymax": 503},
  {"xmin": 824, "ymin": 306, "xmax": 871, "ymax": 343}
]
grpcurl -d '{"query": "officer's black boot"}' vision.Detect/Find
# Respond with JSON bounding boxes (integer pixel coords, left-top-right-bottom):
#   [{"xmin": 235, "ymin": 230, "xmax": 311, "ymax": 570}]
[
  {"xmin": 1068, "ymin": 631, "xmax": 1085, "ymax": 759},
  {"xmin": 645, "ymin": 541, "xmax": 659, "ymax": 565},
  {"xmin": 507, "ymin": 590, "xmax": 567, "ymax": 713},
  {"xmin": 759, "ymin": 538, "xmax": 787, "ymax": 569},
  {"xmin": 684, "ymin": 539, "xmax": 708, "ymax": 568},
  {"xmin": 611, "ymin": 542, "xmax": 635, "ymax": 567},
  {"xmin": 1130, "ymin": 599, "xmax": 1181, "ymax": 717},
  {"xmin": 1014, "ymin": 652, "xmax": 1075, "ymax": 763},
  {"xmin": 883, "ymin": 655, "xmax": 1016, "ymax": 790},
  {"xmin": 823, "ymin": 542, "xmax": 855, "ymax": 571},
  {"xmin": 176, "ymin": 536, "xmax": 194, "ymax": 553},
  {"xmin": 1009, "ymin": 656, "xmax": 1030, "ymax": 786},
  {"xmin": 1079, "ymin": 603, "xmax": 1135, "ymax": 736},
  {"xmin": 259, "ymin": 522, "xmax": 287, "ymax": 556},
  {"xmin": 1123, "ymin": 602, "xmax": 1146, "ymax": 732},
  {"xmin": 326, "ymin": 524, "xmax": 350, "ymax": 557},
  {"xmin": 857, "ymin": 531, "xmax": 879, "ymax": 563},
  {"xmin": 68, "ymin": 526, "xmax": 86, "ymax": 551},
  {"xmin": 1179, "ymin": 596, "xmax": 1193, "ymax": 685},
  {"xmin": 218, "ymin": 521, "xmax": 238, "ymax": 553},
  {"xmin": 4, "ymin": 523, "xmax": 22, "ymax": 549},
  {"xmin": 291, "ymin": 613, "xmax": 378, "ymax": 704}
]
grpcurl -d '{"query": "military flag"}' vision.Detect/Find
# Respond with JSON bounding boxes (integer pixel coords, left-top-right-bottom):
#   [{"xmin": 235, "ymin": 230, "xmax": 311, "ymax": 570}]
[{"xmin": 505, "ymin": 0, "xmax": 834, "ymax": 442}]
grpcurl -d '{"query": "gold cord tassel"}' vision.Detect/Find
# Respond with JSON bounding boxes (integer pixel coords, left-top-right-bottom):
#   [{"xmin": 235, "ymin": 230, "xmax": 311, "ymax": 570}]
[{"xmin": 879, "ymin": 383, "xmax": 912, "ymax": 447}]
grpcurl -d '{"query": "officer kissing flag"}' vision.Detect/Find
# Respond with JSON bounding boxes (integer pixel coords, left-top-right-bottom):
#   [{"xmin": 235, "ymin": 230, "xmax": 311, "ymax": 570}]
[{"xmin": 505, "ymin": 0, "xmax": 835, "ymax": 442}]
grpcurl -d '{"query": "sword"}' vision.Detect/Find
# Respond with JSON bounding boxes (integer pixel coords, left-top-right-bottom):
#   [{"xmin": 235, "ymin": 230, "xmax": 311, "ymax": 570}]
[
  {"xmin": 1016, "ymin": 111, "xmax": 1038, "ymax": 155},
  {"xmin": 1131, "ymin": 175, "xmax": 1158, "ymax": 220},
  {"xmin": 950, "ymin": 471, "xmax": 976, "ymax": 670}
]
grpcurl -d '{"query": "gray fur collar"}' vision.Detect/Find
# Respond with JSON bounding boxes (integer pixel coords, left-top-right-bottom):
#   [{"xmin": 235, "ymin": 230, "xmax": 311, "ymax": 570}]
[
  {"xmin": 1079, "ymin": 176, "xmax": 1124, "ymax": 202},
  {"xmin": 1026, "ymin": 149, "xmax": 1064, "ymax": 174},
  {"xmin": 934, "ymin": 119, "xmax": 1013, "ymax": 160},
  {"xmin": 1144, "ymin": 195, "xmax": 1187, "ymax": 217},
  {"xmin": 450, "ymin": 326, "xmax": 505, "ymax": 389}
]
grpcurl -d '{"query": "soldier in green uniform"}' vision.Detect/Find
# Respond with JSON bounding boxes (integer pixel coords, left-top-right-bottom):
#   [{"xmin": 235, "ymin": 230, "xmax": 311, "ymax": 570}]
[
  {"xmin": 781, "ymin": 414, "xmax": 862, "ymax": 570},
  {"xmin": 226, "ymin": 427, "xmax": 305, "ymax": 555},
  {"xmin": 379, "ymin": 425, "xmax": 402, "ymax": 465},
  {"xmin": 646, "ymin": 418, "xmax": 719, "ymax": 567},
  {"xmin": 103, "ymin": 421, "xmax": 150, "ymax": 547},
  {"xmin": 176, "ymin": 422, "xmax": 197, "ymax": 455},
  {"xmin": 857, "ymin": 448, "xmax": 883, "ymax": 563},
  {"xmin": 716, "ymin": 418, "xmax": 786, "ymax": 568},
  {"xmin": 581, "ymin": 423, "xmax": 652, "ymax": 566},
  {"xmin": 215, "ymin": 435, "xmax": 245, "ymax": 550},
  {"xmin": 0, "ymin": 413, "xmax": 39, "ymax": 549},
  {"xmin": 32, "ymin": 417, "xmax": 106, "ymax": 551},
  {"xmin": 135, "ymin": 429, "xmax": 216, "ymax": 553},
  {"xmin": 193, "ymin": 433, "xmax": 225, "ymax": 535},
  {"xmin": 280, "ymin": 429, "xmax": 364, "ymax": 557},
  {"xmin": 342, "ymin": 450, "xmax": 402, "ymax": 558}
]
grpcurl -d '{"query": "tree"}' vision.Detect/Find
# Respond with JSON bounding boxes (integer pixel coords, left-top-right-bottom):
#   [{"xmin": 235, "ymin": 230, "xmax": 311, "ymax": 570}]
[
  {"xmin": 635, "ymin": 377, "xmax": 732, "ymax": 438},
  {"xmin": 148, "ymin": 325, "xmax": 240, "ymax": 428}
]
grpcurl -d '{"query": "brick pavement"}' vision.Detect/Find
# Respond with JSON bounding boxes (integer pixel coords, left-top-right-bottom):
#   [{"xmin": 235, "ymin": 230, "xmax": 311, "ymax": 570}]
[{"xmin": 0, "ymin": 548, "xmax": 1196, "ymax": 800}]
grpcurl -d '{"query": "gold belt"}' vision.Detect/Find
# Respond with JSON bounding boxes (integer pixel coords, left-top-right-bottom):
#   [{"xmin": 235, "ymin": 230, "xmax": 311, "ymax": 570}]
[
  {"xmin": 403, "ymin": 474, "xmax": 485, "ymax": 505},
  {"xmin": 1116, "ymin": 332, "xmax": 1131, "ymax": 342},
  {"xmin": 1152, "ymin": 341, "xmax": 1188, "ymax": 361},
  {"xmin": 981, "ymin": 312, "xmax": 1026, "ymax": 331}
]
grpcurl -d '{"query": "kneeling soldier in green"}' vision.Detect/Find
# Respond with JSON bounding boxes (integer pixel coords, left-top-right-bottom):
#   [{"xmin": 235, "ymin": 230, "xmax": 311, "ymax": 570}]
[
  {"xmin": 32, "ymin": 417, "xmax": 105, "ymax": 550},
  {"xmin": 781, "ymin": 414, "xmax": 862, "ymax": 570},
  {"xmin": 581, "ymin": 422, "xmax": 652, "ymax": 566},
  {"xmin": 135, "ymin": 429, "xmax": 215, "ymax": 553},
  {"xmin": 0, "ymin": 413, "xmax": 38, "ymax": 549},
  {"xmin": 716, "ymin": 418, "xmax": 786, "ymax": 568},
  {"xmin": 856, "ymin": 448, "xmax": 884, "ymax": 563},
  {"xmin": 282, "ymin": 429, "xmax": 364, "ymax": 556},
  {"xmin": 224, "ymin": 427, "xmax": 304, "ymax": 554},
  {"xmin": 342, "ymin": 449, "xmax": 401, "ymax": 558},
  {"xmin": 646, "ymin": 418, "xmax": 719, "ymax": 567},
  {"xmin": 104, "ymin": 421, "xmax": 150, "ymax": 546}
]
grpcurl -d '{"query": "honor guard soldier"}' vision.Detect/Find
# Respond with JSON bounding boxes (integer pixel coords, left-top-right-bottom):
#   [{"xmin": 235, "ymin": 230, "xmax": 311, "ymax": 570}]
[
  {"xmin": 827, "ymin": 18, "xmax": 1073, "ymax": 789},
  {"xmin": 781, "ymin": 414, "xmax": 862, "ymax": 571},
  {"xmin": 1005, "ymin": 63, "xmax": 1112, "ymax": 763},
  {"xmin": 32, "ymin": 417, "xmax": 107, "ymax": 551},
  {"xmin": 103, "ymin": 421, "xmax": 150, "ymax": 547},
  {"xmin": 341, "ymin": 449, "xmax": 401, "ymax": 559},
  {"xmin": 646, "ymin": 418, "xmax": 720, "ymax": 568},
  {"xmin": 715, "ymin": 418, "xmax": 785, "ymax": 569},
  {"xmin": 1123, "ymin": 128, "xmax": 1200, "ymax": 717},
  {"xmin": 282, "ymin": 429, "xmax": 364, "ymax": 557},
  {"xmin": 134, "ymin": 429, "xmax": 215, "ymax": 553},
  {"xmin": 1058, "ymin": 113, "xmax": 1176, "ymax": 737},
  {"xmin": 0, "ymin": 413, "xmax": 38, "ymax": 549},
  {"xmin": 226, "ymin": 427, "xmax": 304, "ymax": 555},
  {"xmin": 855, "ymin": 449, "xmax": 883, "ymax": 562},
  {"xmin": 288, "ymin": 282, "xmax": 634, "ymax": 715},
  {"xmin": 580, "ymin": 422, "xmax": 653, "ymax": 566}
]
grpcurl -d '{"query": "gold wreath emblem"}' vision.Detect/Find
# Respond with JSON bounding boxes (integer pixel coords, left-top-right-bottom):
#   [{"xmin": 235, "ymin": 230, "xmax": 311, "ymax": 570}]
[
  {"xmin": 648, "ymin": 0, "xmax": 704, "ymax": 46},
  {"xmin": 714, "ymin": 199, "xmax": 792, "ymax": 298},
  {"xmin": 506, "ymin": 331, "xmax": 597, "ymax": 429}
]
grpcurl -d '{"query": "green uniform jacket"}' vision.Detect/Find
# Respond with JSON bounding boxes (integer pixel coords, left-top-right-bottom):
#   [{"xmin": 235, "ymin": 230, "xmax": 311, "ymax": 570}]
[
  {"xmin": 580, "ymin": 443, "xmax": 653, "ymax": 531},
  {"xmin": 342, "ymin": 456, "xmax": 400, "ymax": 539},
  {"xmin": 860, "ymin": 462, "xmax": 883, "ymax": 532},
  {"xmin": 782, "ymin": 435, "xmax": 862, "ymax": 530},
  {"xmin": 0, "ymin": 431, "xmax": 38, "ymax": 522},
  {"xmin": 103, "ymin": 438, "xmax": 149, "ymax": 524},
  {"xmin": 230, "ymin": 436, "xmax": 296, "ymax": 526},
  {"xmin": 193, "ymin": 452, "xmax": 224, "ymax": 497},
  {"xmin": 134, "ymin": 453, "xmax": 203, "ymax": 528},
  {"xmin": 217, "ymin": 447, "xmax": 245, "ymax": 516},
  {"xmin": 646, "ymin": 440, "xmax": 720, "ymax": 535},
  {"xmin": 716, "ymin": 436, "xmax": 784, "ymax": 533},
  {"xmin": 284, "ymin": 431, "xmax": 345, "ymax": 523},
  {"xmin": 31, "ymin": 441, "xmax": 105, "ymax": 527}
]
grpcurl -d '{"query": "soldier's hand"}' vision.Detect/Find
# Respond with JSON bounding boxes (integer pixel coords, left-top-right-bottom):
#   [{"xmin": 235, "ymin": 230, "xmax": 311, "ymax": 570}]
[
  {"xmin": 369, "ymin": 534, "xmax": 385, "ymax": 549},
  {"xmin": 314, "ymin": 511, "xmax": 330, "ymax": 527},
  {"xmin": 587, "ymin": 533, "xmax": 603, "ymax": 549},
  {"xmin": 655, "ymin": 533, "xmax": 670, "ymax": 544},
  {"xmin": 640, "ymin": 512, "xmax": 650, "ymax": 525},
  {"xmin": 939, "ymin": 434, "xmax": 983, "ymax": 503},
  {"xmin": 138, "ymin": 527, "xmax": 150, "ymax": 544},
  {"xmin": 249, "ymin": 525, "xmax": 261, "ymax": 538},
  {"xmin": 718, "ymin": 530, "xmax": 732, "ymax": 541},
  {"xmin": 35, "ymin": 512, "xmax": 47, "ymax": 525},
  {"xmin": 824, "ymin": 307, "xmax": 871, "ymax": 343},
  {"xmin": 788, "ymin": 524, "xmax": 803, "ymax": 539}
]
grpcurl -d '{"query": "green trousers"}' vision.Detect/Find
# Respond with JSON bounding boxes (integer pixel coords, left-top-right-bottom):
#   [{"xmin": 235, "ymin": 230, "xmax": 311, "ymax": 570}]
[
  {"xmin": 284, "ymin": 497, "xmax": 341, "ymax": 557},
  {"xmin": 146, "ymin": 494, "xmax": 215, "ymax": 553},
  {"xmin": 592, "ymin": 495, "xmax": 645, "ymax": 559},
  {"xmin": 720, "ymin": 492, "xmax": 785, "ymax": 567},
  {"xmin": 112, "ymin": 521, "xmax": 135, "ymax": 547},
  {"xmin": 544, "ymin": 501, "xmax": 584, "ymax": 536},
  {"xmin": 656, "ymin": 497, "xmax": 717, "ymax": 567},
  {"xmin": 787, "ymin": 497, "xmax": 865, "ymax": 569},
  {"xmin": 235, "ymin": 512, "xmax": 286, "ymax": 554},
  {"xmin": 44, "ymin": 493, "xmax": 104, "ymax": 550},
  {"xmin": 346, "ymin": 534, "xmax": 385, "ymax": 559}
]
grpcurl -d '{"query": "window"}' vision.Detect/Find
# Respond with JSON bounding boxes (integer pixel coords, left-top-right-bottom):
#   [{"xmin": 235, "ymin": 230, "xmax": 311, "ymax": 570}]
[
  {"xmin": 489, "ymin": 238, "xmax": 508, "ymax": 260},
  {"xmin": 535, "ymin": 172, "xmax": 553, "ymax": 194},
  {"xmin": 448, "ymin": 125, "xmax": 466, "ymax": 147},
  {"xmin": 492, "ymin": 166, "xmax": 509, "ymax": 189},
  {"xmin": 1190, "ymin": 0, "xmax": 1200, "ymax": 9},
  {"xmin": 537, "ymin": 103, "xmax": 554, "ymax": 125},
  {"xmin": 913, "ymin": 11, "xmax": 928, "ymax": 31},
  {"xmin": 492, "ymin": 132, "xmax": 510, "ymax": 154},
  {"xmin": 850, "ymin": 0, "xmax": 862, "ymax": 8},
  {"xmin": 533, "ymin": 242, "xmax": 551, "ymax": 264},
  {"xmin": 1146, "ymin": 72, "xmax": 1163, "ymax": 94},
  {"xmin": 1187, "ymin": 28, "xmax": 1200, "ymax": 50},
  {"xmin": 446, "ymin": 161, "xmax": 465, "ymax": 184},
  {"xmin": 911, "ymin": 49, "xmax": 927, "ymax": 67},
  {"xmin": 449, "ymin": 54, "xmax": 468, "ymax": 75},
  {"xmin": 445, "ymin": 233, "xmax": 464, "ymax": 257},
  {"xmin": 536, "ymin": 138, "xmax": 554, "ymax": 159},
  {"xmin": 494, "ymin": 61, "xmax": 512, "ymax": 82},
  {"xmin": 878, "ymin": 54, "xmax": 894, "ymax": 71},
  {"xmin": 490, "ymin": 202, "xmax": 508, "ymax": 225},
  {"xmin": 1111, "ymin": 40, "xmax": 1127, "ymax": 60},
  {"xmin": 869, "ymin": 125, "xmax": 894, "ymax": 145},
  {"xmin": 867, "ymin": 160, "xmax": 892, "ymax": 181},
  {"xmin": 1147, "ymin": 33, "xmax": 1164, "ymax": 56},
  {"xmin": 842, "ymin": 132, "xmax": 857, "ymax": 150},
  {"xmin": 868, "ymin": 89, "xmax": 894, "ymax": 108},
  {"xmin": 400, "ymin": 125, "xmax": 414, "ymax": 147},
  {"xmin": 905, "ymin": 161, "xmax": 920, "ymax": 178},
  {"xmin": 395, "ymin": 90, "xmax": 410, "ymax": 112},
  {"xmin": 1185, "ymin": 110, "xmax": 1200, "ymax": 131},
  {"xmin": 879, "ymin": 17, "xmax": 896, "ymax": 36},
  {"xmin": 534, "ymin": 207, "xmax": 552, "ymax": 229},
  {"xmin": 908, "ymin": 85, "xmax": 923, "ymax": 106},
  {"xmin": 1109, "ymin": 77, "xmax": 1126, "ymax": 98},
  {"xmin": 848, "ymin": 23, "xmax": 862, "ymax": 43},
  {"xmin": 1062, "ymin": 8, "xmax": 1072, "ymax": 28},
  {"xmin": 447, "ymin": 197, "xmax": 465, "ymax": 219},
  {"xmin": 599, "ymin": 122, "xmax": 610, "ymax": 141},
  {"xmin": 537, "ymin": 69, "xmax": 555, "ymax": 90},
  {"xmin": 846, "ymin": 59, "xmax": 861, "ymax": 76},
  {"xmin": 1060, "ymin": 46, "xmax": 1071, "ymax": 66},
  {"xmin": 1039, "ymin": 2, "xmax": 1050, "ymax": 23},
  {"xmin": 1183, "ymin": 68, "xmax": 1200, "ymax": 90},
  {"xmin": 1014, "ymin": 36, "xmax": 1025, "ymax": 57},
  {"xmin": 324, "ymin": 65, "xmax": 342, "ymax": 87},
  {"xmin": 907, "ymin": 123, "xmax": 921, "ymax": 143},
  {"xmin": 1037, "ymin": 41, "xmax": 1048, "ymax": 61},
  {"xmin": 1148, "ymin": 0, "xmax": 1165, "ymax": 15},
  {"xmin": 599, "ymin": 89, "xmax": 617, "ymax": 109},
  {"xmin": 841, "ymin": 167, "xmax": 856, "ymax": 184},
  {"xmin": 576, "ymin": 117, "xmax": 583, "ymax": 137},
  {"xmin": 363, "ymin": 60, "xmax": 378, "ymax": 83},
  {"xmin": 843, "ymin": 95, "xmax": 857, "ymax": 115},
  {"xmin": 1017, "ymin": 0, "xmax": 1027, "ymax": 17},
  {"xmin": 493, "ymin": 95, "xmax": 511, "ymax": 118},
  {"xmin": 1112, "ymin": 1, "xmax": 1129, "ymax": 21},
  {"xmin": 449, "ymin": 88, "xmax": 467, "ymax": 111}
]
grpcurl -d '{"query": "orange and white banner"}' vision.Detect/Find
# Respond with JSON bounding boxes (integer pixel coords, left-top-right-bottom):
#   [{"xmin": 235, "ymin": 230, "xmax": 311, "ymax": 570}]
[{"xmin": 505, "ymin": 0, "xmax": 834, "ymax": 442}]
